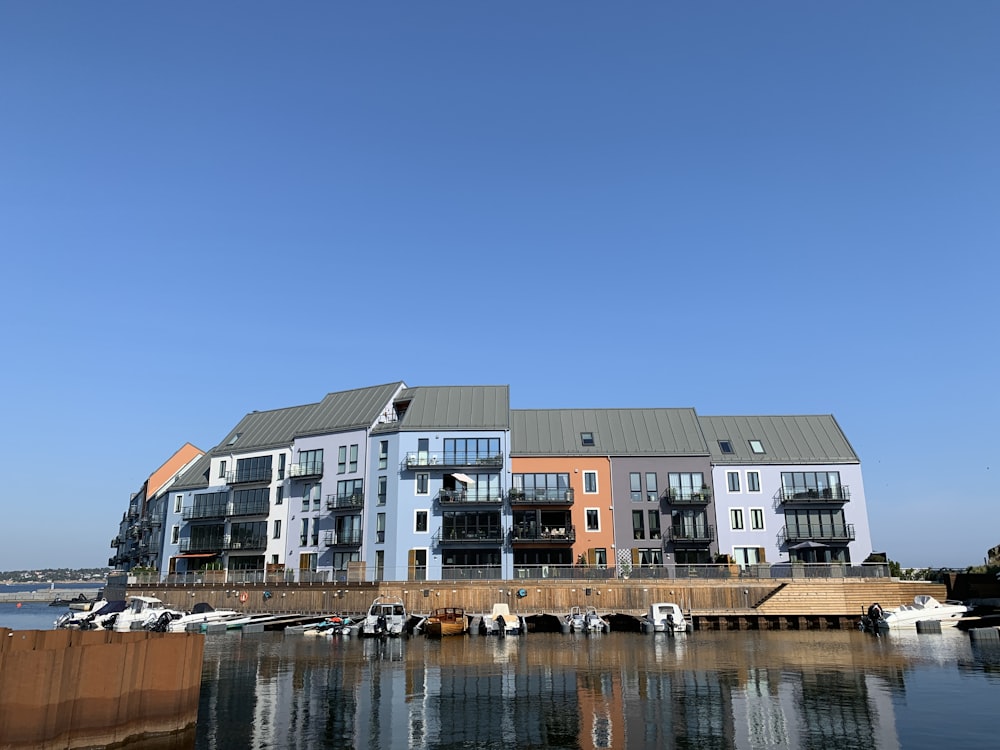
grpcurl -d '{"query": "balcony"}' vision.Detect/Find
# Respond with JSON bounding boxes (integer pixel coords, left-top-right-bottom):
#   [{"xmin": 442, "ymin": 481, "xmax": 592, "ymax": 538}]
[
  {"xmin": 665, "ymin": 525, "xmax": 716, "ymax": 545},
  {"xmin": 403, "ymin": 452, "xmax": 504, "ymax": 470},
  {"xmin": 438, "ymin": 489, "xmax": 503, "ymax": 506},
  {"xmin": 662, "ymin": 488, "xmax": 712, "ymax": 505},
  {"xmin": 110, "ymin": 536, "xmax": 121, "ymax": 548},
  {"xmin": 179, "ymin": 537, "xmax": 224, "ymax": 554},
  {"xmin": 510, "ymin": 524, "xmax": 576, "ymax": 543},
  {"xmin": 326, "ymin": 492, "xmax": 365, "ymax": 510},
  {"xmin": 289, "ymin": 461, "xmax": 324, "ymax": 480},
  {"xmin": 228, "ymin": 502, "xmax": 270, "ymax": 518},
  {"xmin": 323, "ymin": 530, "xmax": 363, "ymax": 547},
  {"xmin": 433, "ymin": 528, "xmax": 504, "ymax": 545},
  {"xmin": 773, "ymin": 486, "xmax": 851, "ymax": 508},
  {"xmin": 779, "ymin": 524, "xmax": 856, "ymax": 544},
  {"xmin": 508, "ymin": 488, "xmax": 574, "ymax": 505},
  {"xmin": 226, "ymin": 468, "xmax": 272, "ymax": 485},
  {"xmin": 182, "ymin": 505, "xmax": 227, "ymax": 521},
  {"xmin": 225, "ymin": 537, "xmax": 267, "ymax": 551}
]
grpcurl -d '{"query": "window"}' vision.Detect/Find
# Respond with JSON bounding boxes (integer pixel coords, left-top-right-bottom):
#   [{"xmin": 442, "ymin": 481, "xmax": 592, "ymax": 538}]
[
  {"xmin": 415, "ymin": 510, "xmax": 428, "ymax": 533},
  {"xmin": 336, "ymin": 479, "xmax": 364, "ymax": 503},
  {"xmin": 234, "ymin": 455, "xmax": 272, "ymax": 483},
  {"xmin": 170, "ymin": 525, "xmax": 179, "ymax": 544},
  {"xmin": 632, "ymin": 510, "xmax": 645, "ymax": 539},
  {"xmin": 275, "ymin": 486, "xmax": 283, "ymax": 505},
  {"xmin": 338, "ymin": 446, "xmax": 347, "ymax": 474},
  {"xmin": 586, "ymin": 508, "xmax": 600, "ymax": 531},
  {"xmin": 646, "ymin": 473, "xmax": 658, "ymax": 502},
  {"xmin": 227, "ymin": 433, "xmax": 242, "ymax": 446},
  {"xmin": 443, "ymin": 437, "xmax": 500, "ymax": 464},
  {"xmin": 297, "ymin": 449, "xmax": 323, "ymax": 475},
  {"xmin": 750, "ymin": 508, "xmax": 765, "ymax": 530},
  {"xmin": 300, "ymin": 518, "xmax": 309, "ymax": 546},
  {"xmin": 580, "ymin": 432, "xmax": 595, "ymax": 446},
  {"xmin": 749, "ymin": 439, "xmax": 765, "ymax": 454},
  {"xmin": 583, "ymin": 471, "xmax": 598, "ymax": 493},
  {"xmin": 376, "ymin": 513, "xmax": 386, "ymax": 544},
  {"xmin": 730, "ymin": 508, "xmax": 744, "ymax": 530},
  {"xmin": 719, "ymin": 440, "xmax": 734, "ymax": 454},
  {"xmin": 173, "ymin": 495, "xmax": 182, "ymax": 514},
  {"xmin": 747, "ymin": 471, "xmax": 760, "ymax": 493},
  {"xmin": 667, "ymin": 472, "xmax": 707, "ymax": 502},
  {"xmin": 378, "ymin": 441, "xmax": 388, "ymax": 470},
  {"xmin": 232, "ymin": 487, "xmax": 269, "ymax": 516},
  {"xmin": 727, "ymin": 471, "xmax": 740, "ymax": 493},
  {"xmin": 630, "ymin": 473, "xmax": 642, "ymax": 502},
  {"xmin": 512, "ymin": 473, "xmax": 571, "ymax": 501},
  {"xmin": 593, "ymin": 549, "xmax": 607, "ymax": 568},
  {"xmin": 278, "ymin": 453, "xmax": 286, "ymax": 479},
  {"xmin": 349, "ymin": 444, "xmax": 358, "ymax": 473},
  {"xmin": 648, "ymin": 510, "xmax": 661, "ymax": 539},
  {"xmin": 218, "ymin": 460, "xmax": 226, "ymax": 479},
  {"xmin": 273, "ymin": 520, "xmax": 282, "ymax": 539},
  {"xmin": 416, "ymin": 473, "xmax": 429, "ymax": 496},
  {"xmin": 378, "ymin": 476, "xmax": 387, "ymax": 505},
  {"xmin": 780, "ymin": 471, "xmax": 844, "ymax": 499}
]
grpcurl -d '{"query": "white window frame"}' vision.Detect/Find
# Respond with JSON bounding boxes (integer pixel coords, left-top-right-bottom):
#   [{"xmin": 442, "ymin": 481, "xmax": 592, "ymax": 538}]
[
  {"xmin": 747, "ymin": 471, "xmax": 761, "ymax": 493},
  {"xmin": 727, "ymin": 471, "xmax": 740, "ymax": 493},
  {"xmin": 170, "ymin": 525, "xmax": 179, "ymax": 544},
  {"xmin": 583, "ymin": 471, "xmax": 598, "ymax": 493},
  {"xmin": 749, "ymin": 507, "xmax": 765, "ymax": 530},
  {"xmin": 585, "ymin": 507, "xmax": 601, "ymax": 532},
  {"xmin": 414, "ymin": 509, "xmax": 429, "ymax": 534},
  {"xmin": 173, "ymin": 494, "xmax": 183, "ymax": 514},
  {"xmin": 730, "ymin": 508, "xmax": 744, "ymax": 531},
  {"xmin": 415, "ymin": 472, "xmax": 429, "ymax": 496}
]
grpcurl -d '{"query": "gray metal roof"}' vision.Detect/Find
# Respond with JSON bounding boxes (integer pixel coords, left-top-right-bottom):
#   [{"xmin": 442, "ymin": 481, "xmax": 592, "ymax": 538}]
[
  {"xmin": 210, "ymin": 403, "xmax": 318, "ymax": 455},
  {"xmin": 698, "ymin": 415, "xmax": 859, "ymax": 464},
  {"xmin": 375, "ymin": 386, "xmax": 510, "ymax": 432},
  {"xmin": 511, "ymin": 409, "xmax": 708, "ymax": 456},
  {"xmin": 297, "ymin": 382, "xmax": 404, "ymax": 437},
  {"xmin": 171, "ymin": 453, "xmax": 213, "ymax": 491}
]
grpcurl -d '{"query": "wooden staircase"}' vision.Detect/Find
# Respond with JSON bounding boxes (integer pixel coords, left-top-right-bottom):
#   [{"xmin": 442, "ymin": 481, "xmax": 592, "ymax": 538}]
[{"xmin": 754, "ymin": 579, "xmax": 948, "ymax": 617}]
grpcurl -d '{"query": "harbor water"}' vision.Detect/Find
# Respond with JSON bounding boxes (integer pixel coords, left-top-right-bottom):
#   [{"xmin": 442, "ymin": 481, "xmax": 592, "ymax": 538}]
[{"xmin": 3, "ymin": 600, "xmax": 999, "ymax": 749}]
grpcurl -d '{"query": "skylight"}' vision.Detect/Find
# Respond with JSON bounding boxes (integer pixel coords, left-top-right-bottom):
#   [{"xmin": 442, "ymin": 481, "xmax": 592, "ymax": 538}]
[
  {"xmin": 227, "ymin": 433, "xmax": 242, "ymax": 446},
  {"xmin": 748, "ymin": 439, "xmax": 765, "ymax": 454},
  {"xmin": 719, "ymin": 440, "xmax": 734, "ymax": 454},
  {"xmin": 581, "ymin": 432, "xmax": 595, "ymax": 446}
]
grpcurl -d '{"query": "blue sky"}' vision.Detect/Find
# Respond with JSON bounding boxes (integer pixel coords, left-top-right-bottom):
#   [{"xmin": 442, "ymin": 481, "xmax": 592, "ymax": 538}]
[{"xmin": 1, "ymin": 3, "xmax": 997, "ymax": 571}]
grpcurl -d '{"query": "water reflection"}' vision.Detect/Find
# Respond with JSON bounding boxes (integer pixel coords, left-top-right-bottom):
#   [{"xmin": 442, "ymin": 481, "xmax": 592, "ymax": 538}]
[{"xmin": 189, "ymin": 629, "xmax": 1000, "ymax": 750}]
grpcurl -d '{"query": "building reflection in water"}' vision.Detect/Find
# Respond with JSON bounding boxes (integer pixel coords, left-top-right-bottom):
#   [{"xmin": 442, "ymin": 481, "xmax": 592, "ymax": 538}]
[{"xmin": 193, "ymin": 630, "xmax": 936, "ymax": 749}]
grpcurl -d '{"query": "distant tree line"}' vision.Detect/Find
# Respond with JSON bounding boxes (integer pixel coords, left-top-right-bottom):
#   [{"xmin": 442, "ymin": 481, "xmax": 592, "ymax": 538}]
[{"xmin": 0, "ymin": 567, "xmax": 112, "ymax": 582}]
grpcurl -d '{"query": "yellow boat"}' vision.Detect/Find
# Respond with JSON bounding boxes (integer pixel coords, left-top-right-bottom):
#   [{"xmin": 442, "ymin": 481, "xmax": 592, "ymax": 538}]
[{"xmin": 423, "ymin": 607, "xmax": 469, "ymax": 637}]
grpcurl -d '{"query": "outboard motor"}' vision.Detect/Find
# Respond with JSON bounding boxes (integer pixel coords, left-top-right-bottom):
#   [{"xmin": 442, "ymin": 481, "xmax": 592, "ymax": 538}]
[{"xmin": 377, "ymin": 614, "xmax": 387, "ymax": 636}]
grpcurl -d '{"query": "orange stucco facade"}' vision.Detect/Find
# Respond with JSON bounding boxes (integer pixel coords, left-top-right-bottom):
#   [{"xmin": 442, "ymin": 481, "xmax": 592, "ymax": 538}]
[{"xmin": 510, "ymin": 456, "xmax": 615, "ymax": 565}]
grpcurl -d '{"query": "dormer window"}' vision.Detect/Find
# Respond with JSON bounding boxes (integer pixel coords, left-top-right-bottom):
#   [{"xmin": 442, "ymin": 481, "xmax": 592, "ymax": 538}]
[
  {"xmin": 719, "ymin": 440, "xmax": 734, "ymax": 454},
  {"xmin": 580, "ymin": 432, "xmax": 595, "ymax": 447},
  {"xmin": 748, "ymin": 439, "xmax": 765, "ymax": 454}
]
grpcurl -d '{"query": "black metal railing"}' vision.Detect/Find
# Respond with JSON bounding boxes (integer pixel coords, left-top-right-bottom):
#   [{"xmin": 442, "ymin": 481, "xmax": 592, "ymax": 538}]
[
  {"xmin": 509, "ymin": 524, "xmax": 576, "ymax": 543},
  {"xmin": 665, "ymin": 525, "xmax": 716, "ymax": 544},
  {"xmin": 403, "ymin": 452, "xmax": 504, "ymax": 469},
  {"xmin": 323, "ymin": 530, "xmax": 363, "ymax": 546},
  {"xmin": 438, "ymin": 489, "xmax": 504, "ymax": 505},
  {"xmin": 779, "ymin": 524, "xmax": 856, "ymax": 543},
  {"xmin": 773, "ymin": 485, "xmax": 851, "ymax": 507},
  {"xmin": 226, "ymin": 536, "xmax": 267, "ymax": 551},
  {"xmin": 326, "ymin": 493, "xmax": 365, "ymax": 510},
  {"xmin": 182, "ymin": 505, "xmax": 228, "ymax": 521},
  {"xmin": 228, "ymin": 502, "xmax": 270, "ymax": 517},
  {"xmin": 662, "ymin": 488, "xmax": 712, "ymax": 504},
  {"xmin": 289, "ymin": 462, "xmax": 324, "ymax": 479},
  {"xmin": 226, "ymin": 468, "xmax": 273, "ymax": 484},
  {"xmin": 507, "ymin": 489, "xmax": 574, "ymax": 505},
  {"xmin": 433, "ymin": 528, "xmax": 504, "ymax": 545},
  {"xmin": 179, "ymin": 537, "xmax": 224, "ymax": 553}
]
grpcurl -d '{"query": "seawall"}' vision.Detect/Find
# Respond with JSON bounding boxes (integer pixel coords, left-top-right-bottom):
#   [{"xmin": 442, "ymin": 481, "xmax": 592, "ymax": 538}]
[{"xmin": 0, "ymin": 629, "xmax": 204, "ymax": 750}]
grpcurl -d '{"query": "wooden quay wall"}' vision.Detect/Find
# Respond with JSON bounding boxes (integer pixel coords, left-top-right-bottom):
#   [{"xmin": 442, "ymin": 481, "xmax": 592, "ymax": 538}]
[
  {"xmin": 0, "ymin": 628, "xmax": 203, "ymax": 750},
  {"xmin": 127, "ymin": 577, "xmax": 949, "ymax": 631}
]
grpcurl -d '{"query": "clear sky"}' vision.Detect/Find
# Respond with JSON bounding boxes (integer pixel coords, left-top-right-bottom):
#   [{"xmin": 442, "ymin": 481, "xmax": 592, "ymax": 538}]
[{"xmin": 1, "ymin": 3, "xmax": 997, "ymax": 571}]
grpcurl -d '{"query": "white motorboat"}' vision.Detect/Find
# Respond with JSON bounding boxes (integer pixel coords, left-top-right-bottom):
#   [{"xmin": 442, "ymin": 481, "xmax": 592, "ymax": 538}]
[
  {"xmin": 113, "ymin": 596, "xmax": 183, "ymax": 632},
  {"xmin": 481, "ymin": 603, "xmax": 525, "ymax": 636},
  {"xmin": 875, "ymin": 595, "xmax": 971, "ymax": 630},
  {"xmin": 361, "ymin": 596, "xmax": 408, "ymax": 637},
  {"xmin": 54, "ymin": 600, "xmax": 126, "ymax": 629},
  {"xmin": 643, "ymin": 602, "xmax": 689, "ymax": 634},
  {"xmin": 565, "ymin": 606, "xmax": 608, "ymax": 633},
  {"xmin": 164, "ymin": 603, "xmax": 241, "ymax": 633}
]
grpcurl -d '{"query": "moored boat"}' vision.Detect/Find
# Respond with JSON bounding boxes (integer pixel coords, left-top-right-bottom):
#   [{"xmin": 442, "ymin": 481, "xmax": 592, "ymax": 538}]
[
  {"xmin": 860, "ymin": 595, "xmax": 971, "ymax": 632},
  {"xmin": 361, "ymin": 596, "xmax": 407, "ymax": 637},
  {"xmin": 565, "ymin": 606, "xmax": 608, "ymax": 633},
  {"xmin": 423, "ymin": 607, "xmax": 469, "ymax": 637},
  {"xmin": 642, "ymin": 602, "xmax": 689, "ymax": 634},
  {"xmin": 481, "ymin": 603, "xmax": 525, "ymax": 636}
]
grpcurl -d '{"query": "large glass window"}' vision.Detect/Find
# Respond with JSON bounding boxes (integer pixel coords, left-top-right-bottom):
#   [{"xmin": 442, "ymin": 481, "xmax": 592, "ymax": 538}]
[
  {"xmin": 780, "ymin": 472, "xmax": 843, "ymax": 498},
  {"xmin": 443, "ymin": 437, "xmax": 500, "ymax": 464},
  {"xmin": 668, "ymin": 473, "xmax": 706, "ymax": 500},
  {"xmin": 512, "ymin": 473, "xmax": 571, "ymax": 501},
  {"xmin": 234, "ymin": 455, "xmax": 272, "ymax": 483},
  {"xmin": 232, "ymin": 488, "xmax": 268, "ymax": 516},
  {"xmin": 297, "ymin": 449, "xmax": 323, "ymax": 474}
]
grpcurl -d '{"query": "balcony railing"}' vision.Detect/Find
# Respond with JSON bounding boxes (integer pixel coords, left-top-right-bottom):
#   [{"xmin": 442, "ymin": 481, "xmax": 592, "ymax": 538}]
[
  {"xmin": 182, "ymin": 505, "xmax": 228, "ymax": 521},
  {"xmin": 228, "ymin": 502, "xmax": 270, "ymax": 518},
  {"xmin": 662, "ymin": 488, "xmax": 713, "ymax": 505},
  {"xmin": 179, "ymin": 537, "xmax": 224, "ymax": 553},
  {"xmin": 226, "ymin": 536, "xmax": 267, "ymax": 551},
  {"xmin": 508, "ymin": 489, "xmax": 574, "ymax": 505},
  {"xmin": 403, "ymin": 452, "xmax": 504, "ymax": 469},
  {"xmin": 110, "ymin": 536, "xmax": 121, "ymax": 548},
  {"xmin": 773, "ymin": 486, "xmax": 851, "ymax": 508},
  {"xmin": 323, "ymin": 530, "xmax": 363, "ymax": 546},
  {"xmin": 779, "ymin": 524, "xmax": 856, "ymax": 543},
  {"xmin": 509, "ymin": 524, "xmax": 576, "ymax": 543},
  {"xmin": 665, "ymin": 525, "xmax": 716, "ymax": 544},
  {"xmin": 326, "ymin": 493, "xmax": 365, "ymax": 510},
  {"xmin": 438, "ymin": 489, "xmax": 504, "ymax": 505},
  {"xmin": 433, "ymin": 528, "xmax": 504, "ymax": 545},
  {"xmin": 226, "ymin": 468, "xmax": 273, "ymax": 484},
  {"xmin": 289, "ymin": 462, "xmax": 324, "ymax": 479}
]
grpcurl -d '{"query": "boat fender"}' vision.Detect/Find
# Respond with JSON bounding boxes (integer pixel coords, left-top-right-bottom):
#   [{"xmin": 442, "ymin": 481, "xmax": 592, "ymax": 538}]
[
  {"xmin": 239, "ymin": 591, "xmax": 249, "ymax": 603},
  {"xmin": 516, "ymin": 588, "xmax": 528, "ymax": 598}
]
